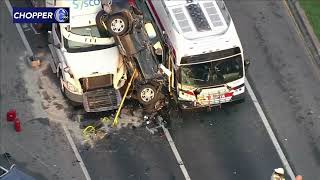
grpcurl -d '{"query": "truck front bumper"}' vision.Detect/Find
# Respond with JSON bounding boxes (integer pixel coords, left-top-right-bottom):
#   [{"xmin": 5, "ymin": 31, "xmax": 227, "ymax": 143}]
[{"xmin": 83, "ymin": 87, "xmax": 121, "ymax": 112}]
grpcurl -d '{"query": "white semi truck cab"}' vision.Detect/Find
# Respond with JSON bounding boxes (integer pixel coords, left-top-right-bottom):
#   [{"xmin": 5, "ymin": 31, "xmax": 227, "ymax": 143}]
[{"xmin": 44, "ymin": 0, "xmax": 127, "ymax": 112}]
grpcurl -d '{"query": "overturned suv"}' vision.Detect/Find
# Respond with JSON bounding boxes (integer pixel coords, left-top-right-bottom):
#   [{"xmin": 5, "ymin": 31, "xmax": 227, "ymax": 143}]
[{"xmin": 98, "ymin": 4, "xmax": 169, "ymax": 108}]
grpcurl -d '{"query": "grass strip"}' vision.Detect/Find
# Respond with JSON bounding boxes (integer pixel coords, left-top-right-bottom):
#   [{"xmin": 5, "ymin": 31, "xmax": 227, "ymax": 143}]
[{"xmin": 298, "ymin": 0, "xmax": 320, "ymax": 40}]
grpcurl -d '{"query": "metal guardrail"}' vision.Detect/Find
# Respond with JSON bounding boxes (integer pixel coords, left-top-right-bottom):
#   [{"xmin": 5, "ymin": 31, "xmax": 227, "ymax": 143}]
[{"xmin": 286, "ymin": 0, "xmax": 320, "ymax": 65}]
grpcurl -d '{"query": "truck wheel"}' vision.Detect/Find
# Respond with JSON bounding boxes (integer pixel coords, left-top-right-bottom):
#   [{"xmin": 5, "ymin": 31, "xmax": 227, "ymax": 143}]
[
  {"xmin": 106, "ymin": 13, "xmax": 130, "ymax": 36},
  {"xmin": 137, "ymin": 84, "xmax": 158, "ymax": 106}
]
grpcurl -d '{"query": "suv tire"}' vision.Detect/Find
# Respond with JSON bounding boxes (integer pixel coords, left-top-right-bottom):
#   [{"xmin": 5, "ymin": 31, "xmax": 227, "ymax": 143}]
[
  {"xmin": 136, "ymin": 84, "xmax": 158, "ymax": 106},
  {"xmin": 106, "ymin": 13, "xmax": 130, "ymax": 36}
]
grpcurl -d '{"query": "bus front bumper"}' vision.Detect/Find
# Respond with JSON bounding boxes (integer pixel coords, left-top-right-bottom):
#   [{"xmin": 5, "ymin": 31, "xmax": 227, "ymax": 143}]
[{"xmin": 179, "ymin": 92, "xmax": 245, "ymax": 110}]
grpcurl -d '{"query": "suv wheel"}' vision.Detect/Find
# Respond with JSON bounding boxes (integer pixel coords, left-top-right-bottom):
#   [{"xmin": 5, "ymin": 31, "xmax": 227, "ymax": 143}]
[
  {"xmin": 106, "ymin": 13, "xmax": 130, "ymax": 36},
  {"xmin": 137, "ymin": 84, "xmax": 158, "ymax": 106}
]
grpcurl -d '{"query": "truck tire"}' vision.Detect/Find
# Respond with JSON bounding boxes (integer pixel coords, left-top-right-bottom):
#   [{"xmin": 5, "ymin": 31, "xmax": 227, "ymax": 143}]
[
  {"xmin": 106, "ymin": 13, "xmax": 130, "ymax": 36},
  {"xmin": 136, "ymin": 84, "xmax": 159, "ymax": 106}
]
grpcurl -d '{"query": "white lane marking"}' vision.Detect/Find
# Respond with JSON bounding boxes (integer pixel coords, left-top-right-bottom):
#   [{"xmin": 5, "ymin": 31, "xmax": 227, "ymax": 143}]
[
  {"xmin": 62, "ymin": 125, "xmax": 92, "ymax": 180},
  {"xmin": 4, "ymin": 0, "xmax": 34, "ymax": 57},
  {"xmin": 161, "ymin": 124, "xmax": 192, "ymax": 180},
  {"xmin": 245, "ymin": 79, "xmax": 296, "ymax": 180}
]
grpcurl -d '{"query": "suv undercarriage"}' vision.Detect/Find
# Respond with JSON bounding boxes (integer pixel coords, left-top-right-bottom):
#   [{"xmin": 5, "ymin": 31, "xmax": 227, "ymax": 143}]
[{"xmin": 97, "ymin": 3, "xmax": 169, "ymax": 110}]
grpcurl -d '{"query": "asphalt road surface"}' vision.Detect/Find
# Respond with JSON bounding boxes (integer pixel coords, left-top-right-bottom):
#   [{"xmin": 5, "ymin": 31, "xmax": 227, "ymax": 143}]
[
  {"xmin": 1, "ymin": 0, "xmax": 320, "ymax": 180},
  {"xmin": 226, "ymin": 0, "xmax": 320, "ymax": 179}
]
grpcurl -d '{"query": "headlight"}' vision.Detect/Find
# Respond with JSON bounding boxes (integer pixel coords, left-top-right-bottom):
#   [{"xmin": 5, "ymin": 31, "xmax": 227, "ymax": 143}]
[{"xmin": 66, "ymin": 81, "xmax": 79, "ymax": 93}]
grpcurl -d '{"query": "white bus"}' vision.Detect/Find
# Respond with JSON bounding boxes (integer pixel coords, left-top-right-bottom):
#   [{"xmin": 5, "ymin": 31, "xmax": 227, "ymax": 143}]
[{"xmin": 146, "ymin": 0, "xmax": 250, "ymax": 109}]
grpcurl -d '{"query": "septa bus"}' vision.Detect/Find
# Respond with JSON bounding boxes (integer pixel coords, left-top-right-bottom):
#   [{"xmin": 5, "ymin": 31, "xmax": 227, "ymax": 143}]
[{"xmin": 145, "ymin": 0, "xmax": 250, "ymax": 109}]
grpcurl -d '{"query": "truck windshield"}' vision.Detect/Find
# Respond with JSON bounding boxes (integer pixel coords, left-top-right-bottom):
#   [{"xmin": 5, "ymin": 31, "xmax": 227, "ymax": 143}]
[
  {"xmin": 63, "ymin": 25, "xmax": 115, "ymax": 53},
  {"xmin": 180, "ymin": 54, "xmax": 243, "ymax": 87}
]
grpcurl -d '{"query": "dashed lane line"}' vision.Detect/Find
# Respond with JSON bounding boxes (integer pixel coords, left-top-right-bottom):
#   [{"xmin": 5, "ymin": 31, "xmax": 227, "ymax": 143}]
[
  {"xmin": 62, "ymin": 124, "xmax": 92, "ymax": 180},
  {"xmin": 245, "ymin": 79, "xmax": 296, "ymax": 180},
  {"xmin": 161, "ymin": 124, "xmax": 192, "ymax": 180}
]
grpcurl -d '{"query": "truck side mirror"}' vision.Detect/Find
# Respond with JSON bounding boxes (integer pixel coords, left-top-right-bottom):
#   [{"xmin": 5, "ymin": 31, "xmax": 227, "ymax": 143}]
[{"xmin": 244, "ymin": 59, "xmax": 250, "ymax": 70}]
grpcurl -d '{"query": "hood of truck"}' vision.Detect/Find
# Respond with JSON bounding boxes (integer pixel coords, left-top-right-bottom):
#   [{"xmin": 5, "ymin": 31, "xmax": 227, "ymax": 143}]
[{"xmin": 63, "ymin": 47, "xmax": 119, "ymax": 79}]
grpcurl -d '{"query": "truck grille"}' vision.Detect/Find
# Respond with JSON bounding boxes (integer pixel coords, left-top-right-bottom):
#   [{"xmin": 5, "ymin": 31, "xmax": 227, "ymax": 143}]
[
  {"xmin": 80, "ymin": 75, "xmax": 113, "ymax": 92},
  {"xmin": 83, "ymin": 87, "xmax": 121, "ymax": 112}
]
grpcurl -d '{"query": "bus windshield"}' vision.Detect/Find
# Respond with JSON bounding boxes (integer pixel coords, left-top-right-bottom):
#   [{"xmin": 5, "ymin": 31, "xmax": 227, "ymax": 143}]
[{"xmin": 180, "ymin": 54, "xmax": 243, "ymax": 87}]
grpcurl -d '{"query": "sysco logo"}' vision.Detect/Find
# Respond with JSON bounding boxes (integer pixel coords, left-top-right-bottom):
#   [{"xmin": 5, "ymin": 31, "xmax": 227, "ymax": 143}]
[{"xmin": 72, "ymin": 0, "xmax": 101, "ymax": 10}]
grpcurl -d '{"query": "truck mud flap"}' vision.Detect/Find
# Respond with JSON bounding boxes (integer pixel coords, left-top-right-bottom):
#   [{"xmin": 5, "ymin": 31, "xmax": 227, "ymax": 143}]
[{"xmin": 83, "ymin": 88, "xmax": 121, "ymax": 112}]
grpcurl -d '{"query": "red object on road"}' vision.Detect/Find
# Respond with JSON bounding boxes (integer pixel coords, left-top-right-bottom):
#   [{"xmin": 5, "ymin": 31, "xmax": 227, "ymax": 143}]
[
  {"xmin": 14, "ymin": 118, "xmax": 22, "ymax": 132},
  {"xmin": 6, "ymin": 109, "xmax": 16, "ymax": 122}
]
